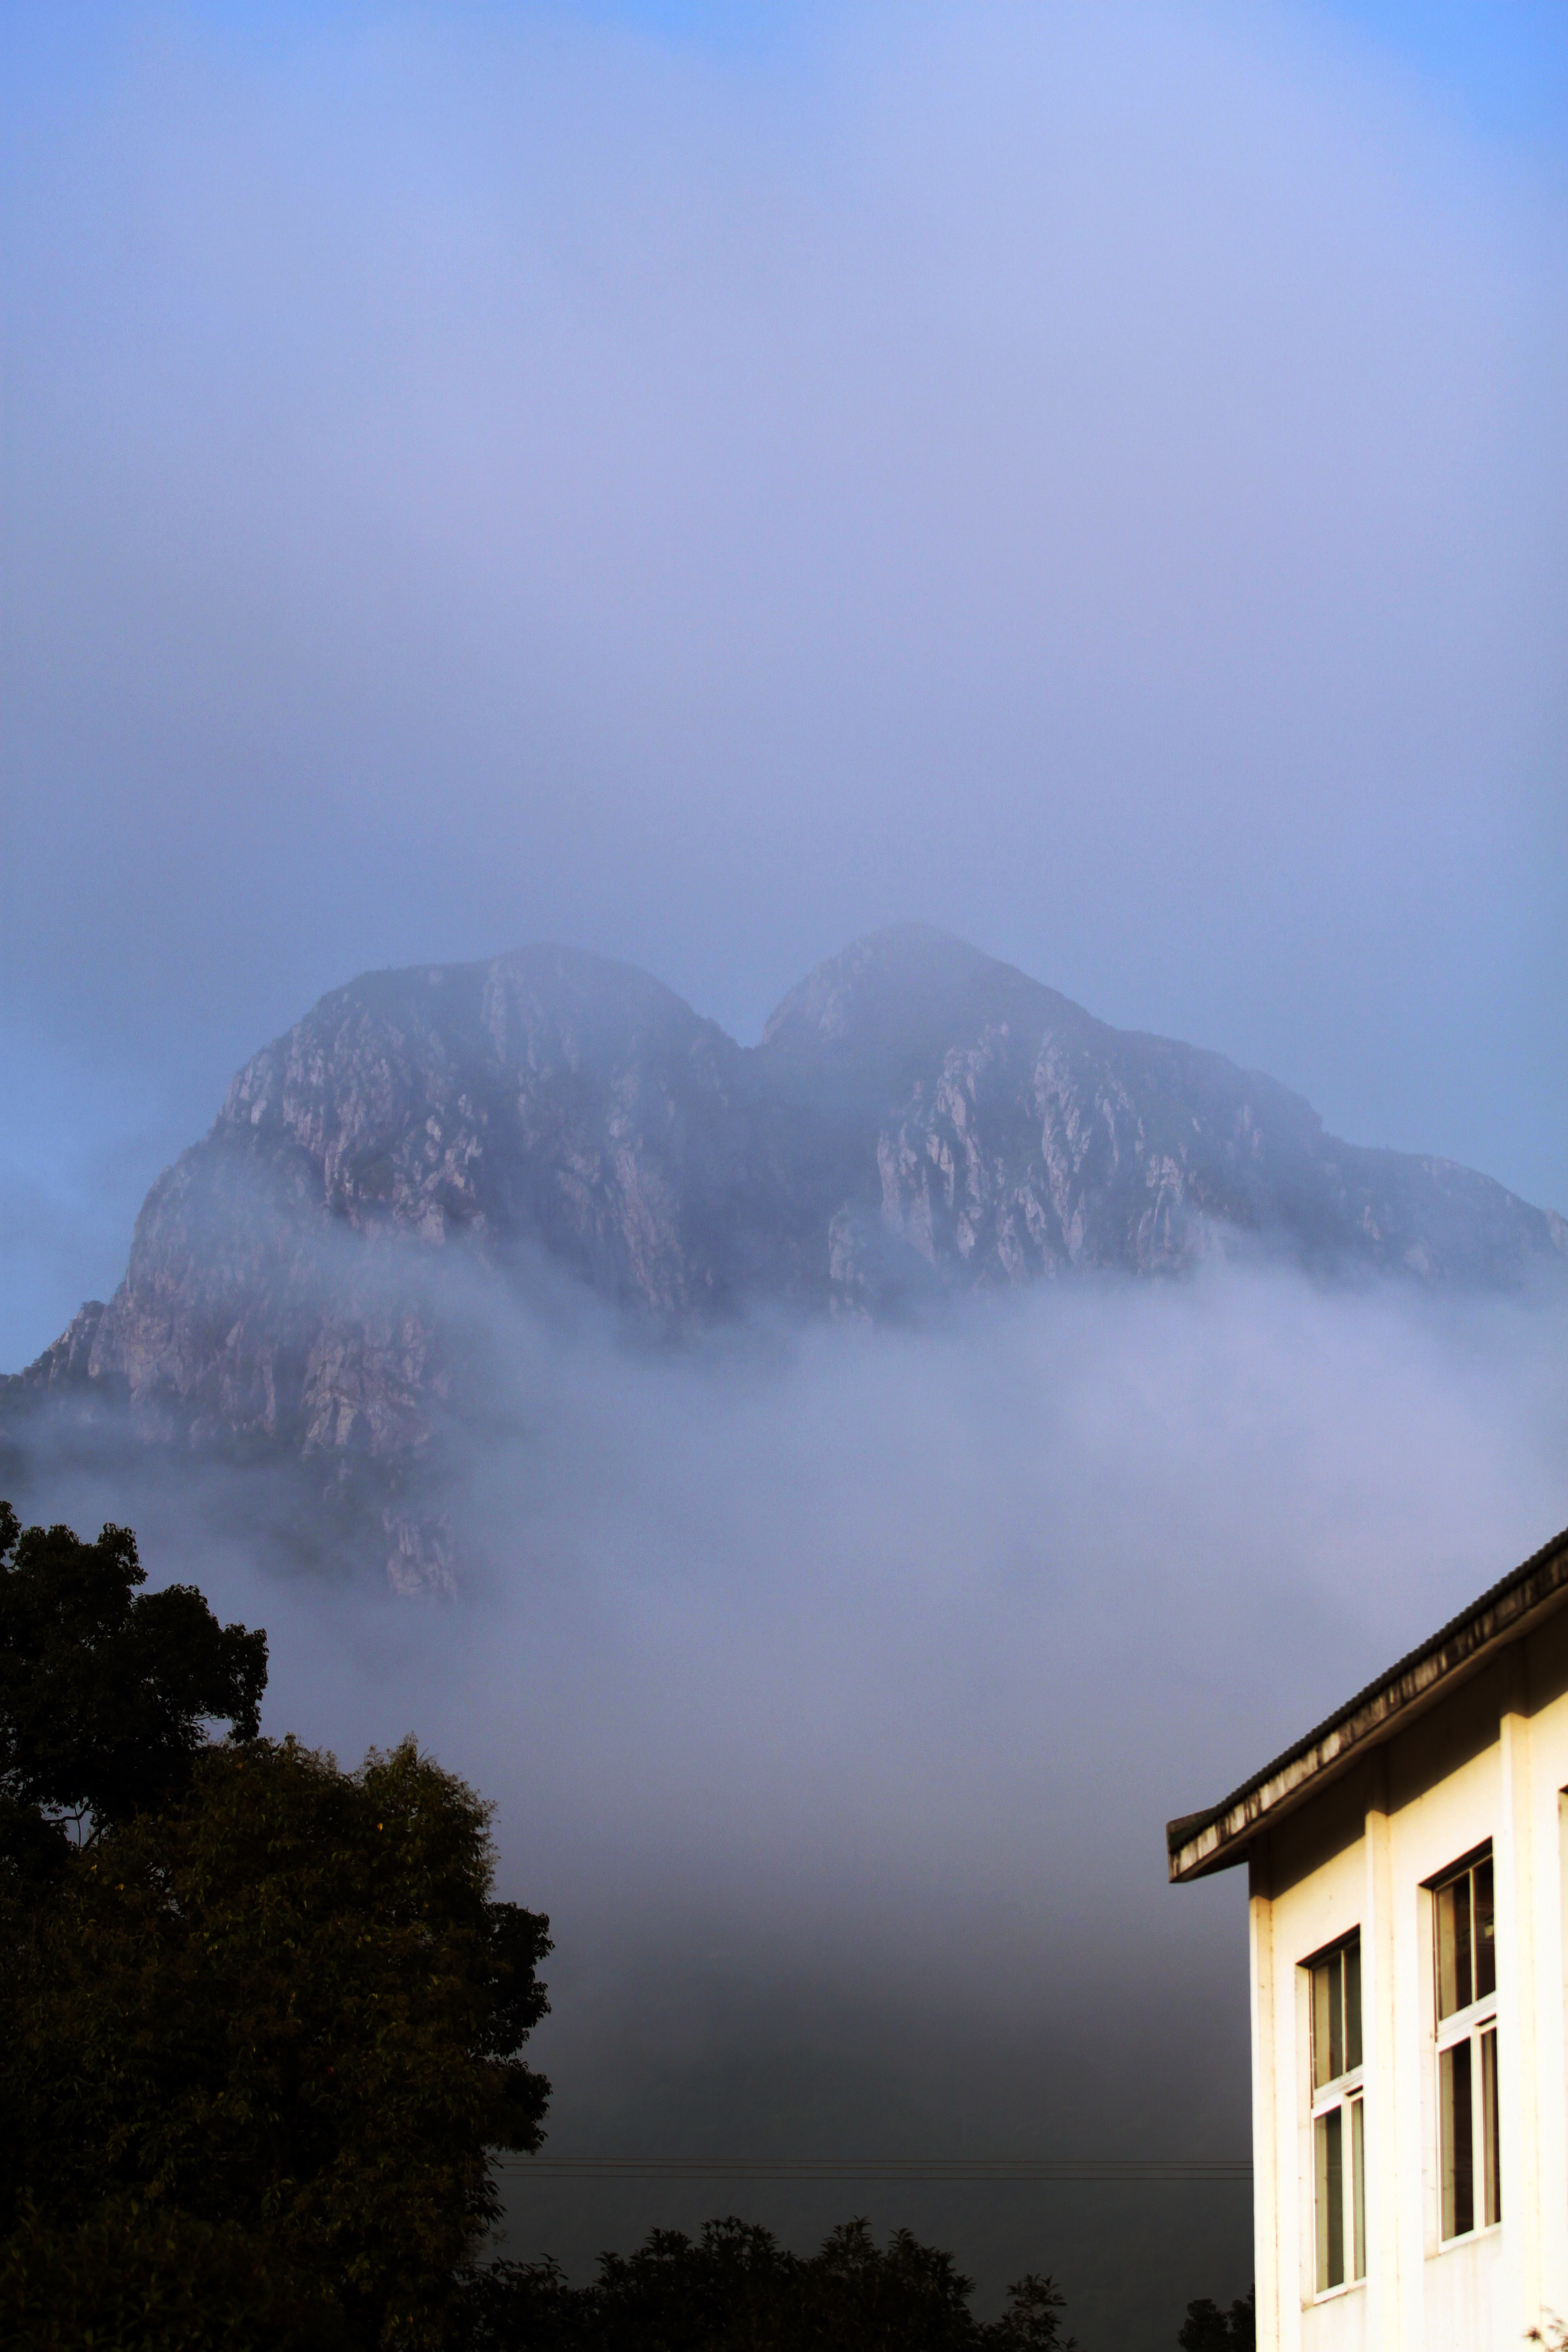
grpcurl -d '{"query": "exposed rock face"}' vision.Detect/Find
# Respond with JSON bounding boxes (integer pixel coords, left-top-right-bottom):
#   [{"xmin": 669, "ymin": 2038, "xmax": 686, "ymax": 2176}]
[
  {"xmin": 7, "ymin": 927, "xmax": 1564, "ymax": 1580},
  {"xmin": 53, "ymin": 949, "xmax": 807, "ymax": 1459},
  {"xmin": 760, "ymin": 928, "xmax": 1565, "ymax": 1294}
]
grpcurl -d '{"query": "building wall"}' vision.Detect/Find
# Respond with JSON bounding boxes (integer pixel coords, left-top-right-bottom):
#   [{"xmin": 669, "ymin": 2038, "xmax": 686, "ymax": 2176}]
[{"xmin": 1247, "ymin": 1612, "xmax": 1568, "ymax": 2352}]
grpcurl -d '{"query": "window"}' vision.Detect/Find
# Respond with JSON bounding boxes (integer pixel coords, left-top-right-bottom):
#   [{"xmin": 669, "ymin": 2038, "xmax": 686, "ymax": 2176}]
[
  {"xmin": 1433, "ymin": 1848, "xmax": 1499, "ymax": 2240},
  {"xmin": 1307, "ymin": 1931, "xmax": 1365, "ymax": 2293}
]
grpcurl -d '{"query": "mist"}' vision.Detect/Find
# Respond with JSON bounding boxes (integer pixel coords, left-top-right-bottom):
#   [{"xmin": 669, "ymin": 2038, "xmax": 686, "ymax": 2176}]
[{"xmin": 12, "ymin": 1258, "xmax": 1567, "ymax": 2340}]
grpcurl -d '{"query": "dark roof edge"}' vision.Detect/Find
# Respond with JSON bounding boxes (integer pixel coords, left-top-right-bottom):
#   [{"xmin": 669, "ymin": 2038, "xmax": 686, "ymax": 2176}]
[{"xmin": 1167, "ymin": 1520, "xmax": 1568, "ymax": 1884}]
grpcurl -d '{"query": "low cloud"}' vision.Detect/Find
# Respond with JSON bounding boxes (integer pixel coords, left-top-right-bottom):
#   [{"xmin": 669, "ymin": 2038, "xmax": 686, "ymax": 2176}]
[{"xmin": 12, "ymin": 1259, "xmax": 1566, "ymax": 2336}]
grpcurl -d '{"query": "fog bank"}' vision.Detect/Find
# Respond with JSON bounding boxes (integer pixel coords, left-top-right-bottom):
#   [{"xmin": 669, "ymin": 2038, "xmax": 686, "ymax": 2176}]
[{"xmin": 11, "ymin": 1262, "xmax": 1566, "ymax": 2342}]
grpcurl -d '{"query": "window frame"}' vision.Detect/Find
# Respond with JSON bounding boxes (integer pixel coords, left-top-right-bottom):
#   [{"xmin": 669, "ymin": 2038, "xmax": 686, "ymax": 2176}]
[
  {"xmin": 1428, "ymin": 1843, "xmax": 1500, "ymax": 2247},
  {"xmin": 1303, "ymin": 1928, "xmax": 1366, "ymax": 2299}
]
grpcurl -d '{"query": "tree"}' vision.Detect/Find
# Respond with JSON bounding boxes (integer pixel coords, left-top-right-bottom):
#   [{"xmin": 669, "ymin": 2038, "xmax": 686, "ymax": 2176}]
[
  {"xmin": 1179, "ymin": 2287, "xmax": 1256, "ymax": 2349},
  {"xmin": 458, "ymin": 2215, "xmax": 1076, "ymax": 2350},
  {"xmin": 0, "ymin": 1502, "xmax": 266, "ymax": 1869},
  {"xmin": 2, "ymin": 1733, "xmax": 552, "ymax": 2347},
  {"xmin": 0, "ymin": 1505, "xmax": 551, "ymax": 2351},
  {"xmin": 0, "ymin": 2199, "xmax": 341, "ymax": 2352}
]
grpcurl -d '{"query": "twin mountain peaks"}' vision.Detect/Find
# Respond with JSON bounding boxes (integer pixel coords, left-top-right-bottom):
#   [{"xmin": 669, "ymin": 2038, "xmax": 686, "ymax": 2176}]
[{"xmin": 7, "ymin": 926, "xmax": 1563, "ymax": 1572}]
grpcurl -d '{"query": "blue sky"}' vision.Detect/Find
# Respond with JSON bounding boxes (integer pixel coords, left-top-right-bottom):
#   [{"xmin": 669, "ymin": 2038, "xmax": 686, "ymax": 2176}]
[
  {"xmin": 1318, "ymin": 0, "xmax": 1567, "ymax": 136},
  {"xmin": 10, "ymin": 1, "xmax": 1565, "ymax": 136},
  {"xmin": 606, "ymin": 0, "xmax": 1568, "ymax": 115}
]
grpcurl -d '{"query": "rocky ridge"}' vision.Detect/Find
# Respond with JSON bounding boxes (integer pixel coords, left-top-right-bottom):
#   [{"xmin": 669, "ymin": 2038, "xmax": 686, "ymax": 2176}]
[{"xmin": 7, "ymin": 926, "xmax": 1563, "ymax": 1582}]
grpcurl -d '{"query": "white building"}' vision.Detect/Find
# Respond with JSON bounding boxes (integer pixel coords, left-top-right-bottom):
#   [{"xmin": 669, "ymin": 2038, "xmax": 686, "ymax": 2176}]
[{"xmin": 1169, "ymin": 1523, "xmax": 1568, "ymax": 2351}]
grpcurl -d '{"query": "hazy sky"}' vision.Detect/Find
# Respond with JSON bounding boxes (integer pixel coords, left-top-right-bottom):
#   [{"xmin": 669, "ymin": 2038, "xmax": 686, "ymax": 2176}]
[{"xmin": 1, "ymin": 0, "xmax": 1564, "ymax": 1364}]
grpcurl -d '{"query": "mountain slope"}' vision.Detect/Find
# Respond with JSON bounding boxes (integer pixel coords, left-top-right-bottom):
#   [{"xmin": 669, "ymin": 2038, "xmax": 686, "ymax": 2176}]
[
  {"xmin": 769, "ymin": 927, "xmax": 1562, "ymax": 1299},
  {"xmin": 6, "ymin": 927, "xmax": 1563, "ymax": 1572}
]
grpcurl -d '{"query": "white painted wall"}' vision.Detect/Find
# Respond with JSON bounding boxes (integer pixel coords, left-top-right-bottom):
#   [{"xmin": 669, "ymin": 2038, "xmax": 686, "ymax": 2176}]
[{"xmin": 1245, "ymin": 1616, "xmax": 1568, "ymax": 2352}]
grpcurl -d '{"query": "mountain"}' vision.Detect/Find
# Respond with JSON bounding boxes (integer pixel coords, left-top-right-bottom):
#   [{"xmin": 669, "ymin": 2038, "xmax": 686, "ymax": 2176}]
[{"xmin": 6, "ymin": 927, "xmax": 1563, "ymax": 1580}]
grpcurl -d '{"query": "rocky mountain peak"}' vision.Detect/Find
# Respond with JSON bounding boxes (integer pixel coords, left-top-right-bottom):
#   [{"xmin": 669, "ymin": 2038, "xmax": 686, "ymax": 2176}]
[
  {"xmin": 5, "ymin": 928, "xmax": 1563, "ymax": 1586},
  {"xmin": 759, "ymin": 925, "xmax": 1089, "ymax": 1099}
]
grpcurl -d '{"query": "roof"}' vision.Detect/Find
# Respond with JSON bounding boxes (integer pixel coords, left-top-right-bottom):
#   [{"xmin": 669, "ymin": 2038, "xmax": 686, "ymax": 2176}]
[{"xmin": 1166, "ymin": 1520, "xmax": 1568, "ymax": 1884}]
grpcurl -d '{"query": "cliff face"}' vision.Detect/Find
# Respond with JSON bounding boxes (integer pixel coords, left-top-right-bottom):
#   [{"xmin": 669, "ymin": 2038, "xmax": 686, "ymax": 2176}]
[
  {"xmin": 16, "ymin": 949, "xmax": 812, "ymax": 1459},
  {"xmin": 7, "ymin": 926, "xmax": 1564, "ymax": 1579},
  {"xmin": 760, "ymin": 926, "xmax": 1565, "ymax": 1298}
]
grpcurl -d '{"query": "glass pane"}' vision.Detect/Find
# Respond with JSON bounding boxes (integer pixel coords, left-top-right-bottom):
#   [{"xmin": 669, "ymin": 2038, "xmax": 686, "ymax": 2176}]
[
  {"xmin": 1351, "ymin": 2095, "xmax": 1367, "ymax": 2281},
  {"xmin": 1313, "ymin": 1955, "xmax": 1345, "ymax": 2089},
  {"xmin": 1475, "ymin": 1859, "xmax": 1496, "ymax": 2001},
  {"xmin": 1481, "ymin": 2027, "xmax": 1500, "ymax": 2227},
  {"xmin": 1316, "ymin": 2106, "xmax": 1345, "ymax": 2291},
  {"xmin": 1345, "ymin": 1934, "xmax": 1362, "ymax": 2072},
  {"xmin": 1441, "ymin": 2040, "xmax": 1474, "ymax": 2238},
  {"xmin": 1436, "ymin": 1882, "xmax": 1458, "ymax": 2018},
  {"xmin": 1313, "ymin": 1961, "xmax": 1329, "ymax": 2087},
  {"xmin": 1437, "ymin": 1876, "xmax": 1472, "ymax": 2019}
]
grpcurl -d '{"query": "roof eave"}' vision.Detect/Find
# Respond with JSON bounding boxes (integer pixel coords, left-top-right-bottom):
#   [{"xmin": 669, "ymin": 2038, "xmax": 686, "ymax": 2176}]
[{"xmin": 1167, "ymin": 1523, "xmax": 1568, "ymax": 1885}]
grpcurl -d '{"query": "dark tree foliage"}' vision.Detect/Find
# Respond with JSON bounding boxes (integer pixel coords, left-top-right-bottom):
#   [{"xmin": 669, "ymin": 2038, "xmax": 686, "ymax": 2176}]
[
  {"xmin": 458, "ymin": 2216, "xmax": 1076, "ymax": 2351},
  {"xmin": 2, "ymin": 1734, "xmax": 552, "ymax": 2348},
  {"xmin": 0, "ymin": 1503, "xmax": 552, "ymax": 2351},
  {"xmin": 0, "ymin": 2199, "xmax": 340, "ymax": 2352},
  {"xmin": 0, "ymin": 1501, "xmax": 267, "ymax": 1869},
  {"xmin": 1179, "ymin": 2287, "xmax": 1256, "ymax": 2349}
]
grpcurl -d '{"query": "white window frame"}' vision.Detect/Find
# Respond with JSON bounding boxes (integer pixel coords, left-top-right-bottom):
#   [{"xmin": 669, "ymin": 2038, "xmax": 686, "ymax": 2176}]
[
  {"xmin": 1431, "ymin": 1844, "xmax": 1500, "ymax": 2246},
  {"xmin": 1305, "ymin": 1929, "xmax": 1365, "ymax": 2298}
]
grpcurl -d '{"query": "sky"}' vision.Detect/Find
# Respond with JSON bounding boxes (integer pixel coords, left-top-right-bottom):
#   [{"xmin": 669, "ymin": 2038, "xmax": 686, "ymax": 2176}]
[{"xmin": 1, "ymin": 0, "xmax": 1565, "ymax": 1366}]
